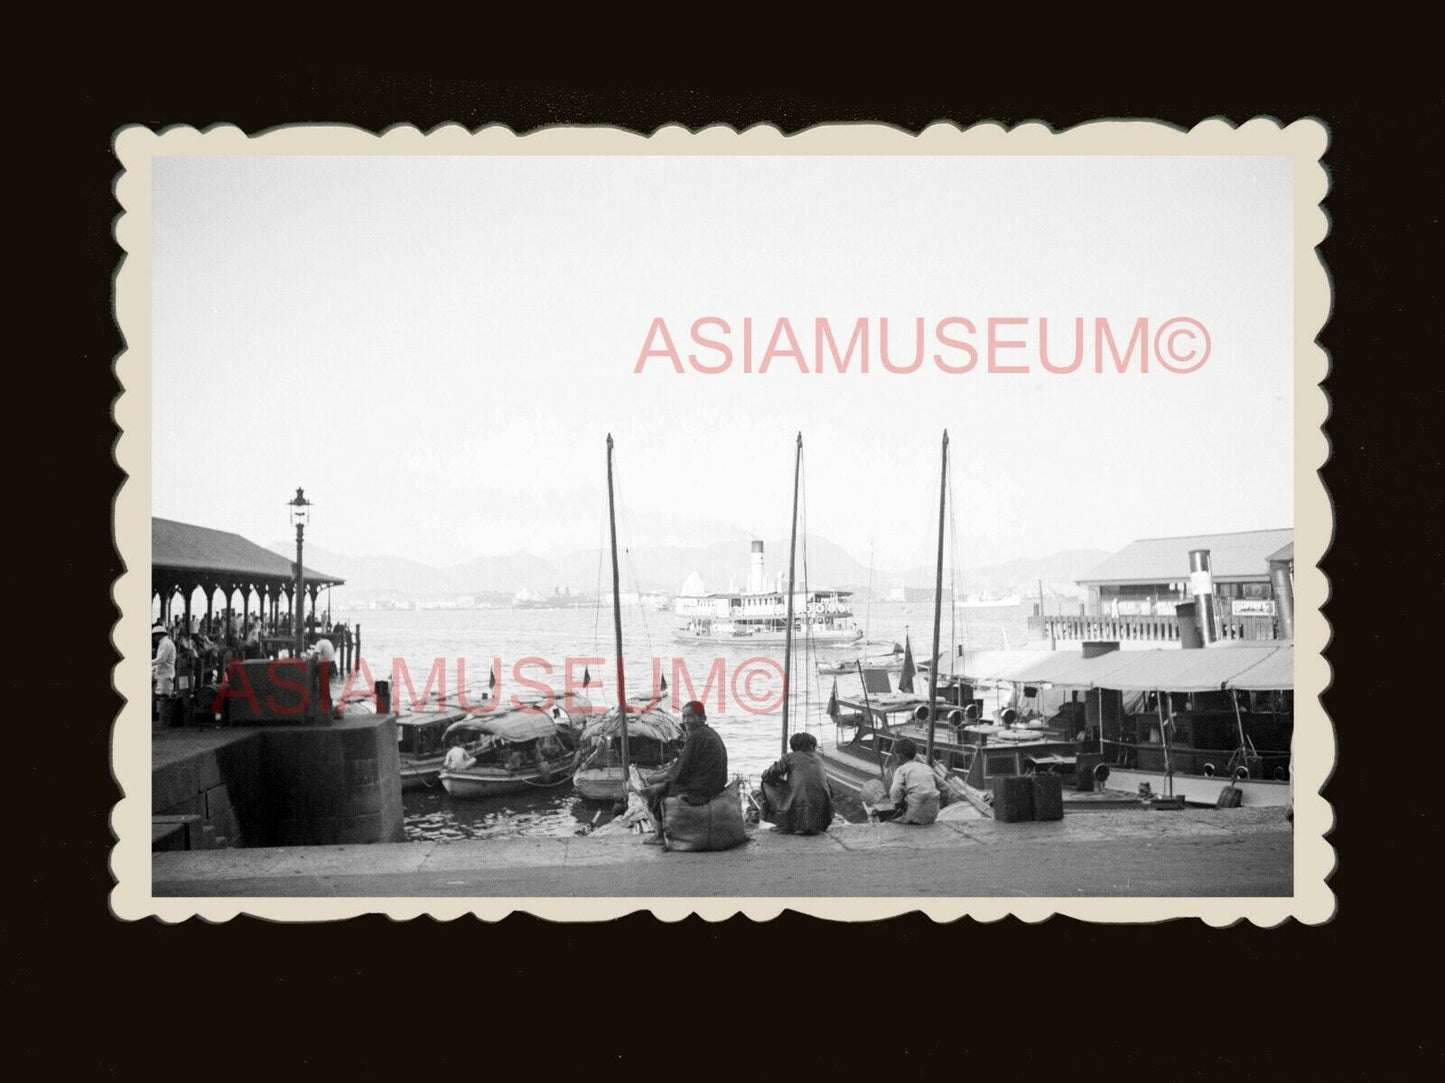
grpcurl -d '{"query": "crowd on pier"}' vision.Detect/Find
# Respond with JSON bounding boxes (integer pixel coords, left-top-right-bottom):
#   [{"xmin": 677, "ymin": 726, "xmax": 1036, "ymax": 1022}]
[{"xmin": 150, "ymin": 613, "xmax": 357, "ymax": 726}]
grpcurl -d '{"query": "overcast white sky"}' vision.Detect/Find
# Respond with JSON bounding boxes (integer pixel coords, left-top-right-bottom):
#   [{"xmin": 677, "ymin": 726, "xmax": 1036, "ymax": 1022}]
[{"xmin": 152, "ymin": 152, "xmax": 1293, "ymax": 572}]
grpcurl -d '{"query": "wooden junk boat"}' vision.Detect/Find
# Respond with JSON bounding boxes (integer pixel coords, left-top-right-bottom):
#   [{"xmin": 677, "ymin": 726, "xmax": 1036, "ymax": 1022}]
[
  {"xmin": 436, "ymin": 704, "xmax": 579, "ymax": 799},
  {"xmin": 569, "ymin": 434, "xmax": 690, "ymax": 804},
  {"xmin": 398, "ymin": 705, "xmax": 471, "ymax": 790},
  {"xmin": 814, "ymin": 430, "xmax": 1130, "ymax": 816},
  {"xmin": 572, "ymin": 701, "xmax": 686, "ymax": 802},
  {"xmin": 816, "ymin": 667, "xmax": 1093, "ymax": 803}
]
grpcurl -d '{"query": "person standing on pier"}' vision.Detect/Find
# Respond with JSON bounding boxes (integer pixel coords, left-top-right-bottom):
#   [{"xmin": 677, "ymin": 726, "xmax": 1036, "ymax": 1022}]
[
  {"xmin": 759, "ymin": 731, "xmax": 835, "ymax": 835},
  {"xmin": 311, "ymin": 635, "xmax": 337, "ymax": 715},
  {"xmin": 152, "ymin": 623, "xmax": 176, "ymax": 726},
  {"xmin": 639, "ymin": 700, "xmax": 729, "ymax": 845},
  {"xmin": 886, "ymin": 738, "xmax": 940, "ymax": 825}
]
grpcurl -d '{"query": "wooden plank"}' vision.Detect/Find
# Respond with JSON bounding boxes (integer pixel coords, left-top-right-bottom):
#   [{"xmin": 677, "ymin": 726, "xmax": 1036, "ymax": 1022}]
[{"xmin": 626, "ymin": 765, "xmax": 660, "ymax": 833}]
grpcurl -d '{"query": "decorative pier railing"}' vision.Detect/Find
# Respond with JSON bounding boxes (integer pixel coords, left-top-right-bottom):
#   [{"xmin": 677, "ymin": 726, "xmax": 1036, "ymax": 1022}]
[{"xmin": 1027, "ymin": 613, "xmax": 1280, "ymax": 645}]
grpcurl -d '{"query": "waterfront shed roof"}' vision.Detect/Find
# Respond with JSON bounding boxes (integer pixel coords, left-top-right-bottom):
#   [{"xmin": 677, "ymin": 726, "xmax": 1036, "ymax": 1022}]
[
  {"xmin": 153, "ymin": 517, "xmax": 344, "ymax": 587},
  {"xmin": 1077, "ymin": 528, "xmax": 1293, "ymax": 586}
]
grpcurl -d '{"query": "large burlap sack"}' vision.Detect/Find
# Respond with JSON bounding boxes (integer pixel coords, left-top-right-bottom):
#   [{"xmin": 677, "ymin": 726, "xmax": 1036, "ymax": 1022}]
[{"xmin": 663, "ymin": 780, "xmax": 748, "ymax": 852}]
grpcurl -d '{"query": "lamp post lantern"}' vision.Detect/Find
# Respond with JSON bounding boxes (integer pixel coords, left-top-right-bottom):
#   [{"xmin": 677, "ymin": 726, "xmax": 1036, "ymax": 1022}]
[{"xmin": 288, "ymin": 487, "xmax": 312, "ymax": 657}]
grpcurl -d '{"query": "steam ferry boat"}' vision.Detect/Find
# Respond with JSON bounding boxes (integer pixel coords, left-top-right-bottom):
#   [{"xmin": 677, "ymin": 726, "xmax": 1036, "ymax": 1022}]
[{"xmin": 673, "ymin": 541, "xmax": 863, "ymax": 645}]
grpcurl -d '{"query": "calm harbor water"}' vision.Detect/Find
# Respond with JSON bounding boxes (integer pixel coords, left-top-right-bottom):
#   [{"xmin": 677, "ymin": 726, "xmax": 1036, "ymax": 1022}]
[{"xmin": 337, "ymin": 600, "xmax": 1036, "ymax": 841}]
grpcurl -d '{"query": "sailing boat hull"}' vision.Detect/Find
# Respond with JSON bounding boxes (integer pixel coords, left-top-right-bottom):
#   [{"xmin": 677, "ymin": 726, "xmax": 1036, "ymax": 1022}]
[
  {"xmin": 573, "ymin": 766, "xmax": 630, "ymax": 802},
  {"xmin": 439, "ymin": 752, "xmax": 578, "ymax": 799},
  {"xmin": 673, "ymin": 628, "xmax": 862, "ymax": 645},
  {"xmin": 400, "ymin": 757, "xmax": 444, "ymax": 790},
  {"xmin": 817, "ymin": 658, "xmax": 904, "ymax": 676}
]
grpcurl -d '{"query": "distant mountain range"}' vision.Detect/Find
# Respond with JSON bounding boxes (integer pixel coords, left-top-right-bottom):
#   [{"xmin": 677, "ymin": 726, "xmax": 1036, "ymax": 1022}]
[{"xmin": 270, "ymin": 535, "xmax": 1108, "ymax": 605}]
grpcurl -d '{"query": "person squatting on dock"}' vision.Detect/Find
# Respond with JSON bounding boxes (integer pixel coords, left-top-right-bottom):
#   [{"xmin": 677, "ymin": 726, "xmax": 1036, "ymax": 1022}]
[
  {"xmin": 885, "ymin": 739, "xmax": 941, "ymax": 825},
  {"xmin": 759, "ymin": 732, "xmax": 835, "ymax": 835},
  {"xmin": 639, "ymin": 700, "xmax": 728, "ymax": 845}
]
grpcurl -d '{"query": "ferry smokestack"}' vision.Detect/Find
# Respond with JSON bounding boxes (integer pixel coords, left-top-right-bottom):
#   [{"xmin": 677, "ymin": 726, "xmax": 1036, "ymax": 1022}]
[
  {"xmin": 1270, "ymin": 557, "xmax": 1295, "ymax": 640},
  {"xmin": 749, "ymin": 540, "xmax": 765, "ymax": 595},
  {"xmin": 1188, "ymin": 548, "xmax": 1220, "ymax": 646}
]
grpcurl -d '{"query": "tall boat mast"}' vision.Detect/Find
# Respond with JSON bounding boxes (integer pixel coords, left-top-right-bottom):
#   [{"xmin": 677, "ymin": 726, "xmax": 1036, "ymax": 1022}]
[
  {"xmin": 924, "ymin": 430, "xmax": 949, "ymax": 765},
  {"xmin": 781, "ymin": 432, "xmax": 803, "ymax": 758},
  {"xmin": 606, "ymin": 434, "xmax": 629, "ymax": 772}
]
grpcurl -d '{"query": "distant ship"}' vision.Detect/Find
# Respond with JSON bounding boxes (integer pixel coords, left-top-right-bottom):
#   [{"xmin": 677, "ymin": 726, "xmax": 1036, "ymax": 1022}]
[
  {"xmin": 956, "ymin": 593, "xmax": 1022, "ymax": 610},
  {"xmin": 673, "ymin": 541, "xmax": 863, "ymax": 645}
]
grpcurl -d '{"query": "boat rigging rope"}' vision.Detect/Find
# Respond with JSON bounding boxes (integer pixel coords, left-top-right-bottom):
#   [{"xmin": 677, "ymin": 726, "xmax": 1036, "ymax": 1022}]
[
  {"xmin": 863, "ymin": 537, "xmax": 875, "ymax": 644},
  {"xmin": 947, "ymin": 441, "xmax": 969, "ymax": 660},
  {"xmin": 592, "ymin": 492, "xmax": 606, "ymax": 656},
  {"xmin": 609, "ymin": 443, "xmax": 657, "ymax": 696},
  {"xmin": 798, "ymin": 447, "xmax": 814, "ymax": 734}
]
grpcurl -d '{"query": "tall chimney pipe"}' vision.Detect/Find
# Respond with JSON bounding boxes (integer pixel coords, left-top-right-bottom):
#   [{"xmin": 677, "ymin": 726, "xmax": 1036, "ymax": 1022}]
[
  {"xmin": 1270, "ymin": 559, "xmax": 1295, "ymax": 640},
  {"xmin": 748, "ymin": 540, "xmax": 765, "ymax": 595},
  {"xmin": 1188, "ymin": 548, "xmax": 1220, "ymax": 646}
]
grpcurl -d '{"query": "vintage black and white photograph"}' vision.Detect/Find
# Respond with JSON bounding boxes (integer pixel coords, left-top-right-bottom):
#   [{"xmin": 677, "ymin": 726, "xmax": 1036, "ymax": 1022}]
[{"xmin": 112, "ymin": 121, "xmax": 1331, "ymax": 921}]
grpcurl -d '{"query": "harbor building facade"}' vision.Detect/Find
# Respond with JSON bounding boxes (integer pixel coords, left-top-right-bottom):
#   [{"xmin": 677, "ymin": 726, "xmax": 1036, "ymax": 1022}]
[
  {"xmin": 1078, "ymin": 528, "xmax": 1293, "ymax": 618},
  {"xmin": 1032, "ymin": 528, "xmax": 1294, "ymax": 647}
]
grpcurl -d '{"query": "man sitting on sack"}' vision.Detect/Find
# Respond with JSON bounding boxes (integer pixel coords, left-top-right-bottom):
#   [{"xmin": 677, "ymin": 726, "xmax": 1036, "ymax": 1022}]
[{"xmin": 639, "ymin": 700, "xmax": 728, "ymax": 846}]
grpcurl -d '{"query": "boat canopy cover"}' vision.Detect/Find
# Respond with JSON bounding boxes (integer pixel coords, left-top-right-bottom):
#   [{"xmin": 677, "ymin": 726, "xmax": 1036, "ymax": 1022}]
[
  {"xmin": 1224, "ymin": 643, "xmax": 1294, "ymax": 691},
  {"xmin": 945, "ymin": 649, "xmax": 1056, "ymax": 682},
  {"xmin": 443, "ymin": 710, "xmax": 559, "ymax": 744},
  {"xmin": 397, "ymin": 708, "xmax": 470, "ymax": 728},
  {"xmin": 1004, "ymin": 650, "xmax": 1141, "ymax": 688},
  {"xmin": 581, "ymin": 708, "xmax": 684, "ymax": 744},
  {"xmin": 1093, "ymin": 644, "xmax": 1283, "ymax": 692}
]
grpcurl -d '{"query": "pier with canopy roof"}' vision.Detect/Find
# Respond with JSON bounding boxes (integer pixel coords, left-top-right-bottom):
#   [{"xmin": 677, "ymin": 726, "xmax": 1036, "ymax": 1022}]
[{"xmin": 150, "ymin": 516, "xmax": 354, "ymax": 665}]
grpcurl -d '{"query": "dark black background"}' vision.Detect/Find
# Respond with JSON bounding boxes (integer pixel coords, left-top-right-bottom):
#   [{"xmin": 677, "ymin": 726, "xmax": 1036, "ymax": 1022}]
[{"xmin": 24, "ymin": 62, "xmax": 1435, "ymax": 1072}]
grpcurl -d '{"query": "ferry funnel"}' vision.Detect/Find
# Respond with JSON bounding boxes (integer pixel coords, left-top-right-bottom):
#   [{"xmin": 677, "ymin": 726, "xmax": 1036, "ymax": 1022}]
[
  {"xmin": 1270, "ymin": 557, "xmax": 1295, "ymax": 640},
  {"xmin": 1188, "ymin": 548, "xmax": 1220, "ymax": 646},
  {"xmin": 748, "ymin": 540, "xmax": 765, "ymax": 595}
]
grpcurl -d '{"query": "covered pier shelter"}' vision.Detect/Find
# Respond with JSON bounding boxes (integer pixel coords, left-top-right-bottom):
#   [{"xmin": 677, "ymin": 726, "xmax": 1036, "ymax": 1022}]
[{"xmin": 152, "ymin": 517, "xmax": 344, "ymax": 646}]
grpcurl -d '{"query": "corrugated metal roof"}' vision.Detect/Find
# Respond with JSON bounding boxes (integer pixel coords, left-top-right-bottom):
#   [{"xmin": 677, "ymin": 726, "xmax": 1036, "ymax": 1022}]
[
  {"xmin": 1094, "ymin": 644, "xmax": 1283, "ymax": 692},
  {"xmin": 153, "ymin": 517, "xmax": 343, "ymax": 585},
  {"xmin": 1078, "ymin": 528, "xmax": 1292, "ymax": 585},
  {"xmin": 1226, "ymin": 643, "xmax": 1294, "ymax": 691}
]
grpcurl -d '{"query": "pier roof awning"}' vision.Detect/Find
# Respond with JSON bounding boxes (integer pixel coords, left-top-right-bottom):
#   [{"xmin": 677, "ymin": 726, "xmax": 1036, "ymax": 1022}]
[
  {"xmin": 1092, "ymin": 644, "xmax": 1284, "ymax": 692},
  {"xmin": 1225, "ymin": 643, "xmax": 1294, "ymax": 691},
  {"xmin": 153, "ymin": 517, "xmax": 344, "ymax": 589}
]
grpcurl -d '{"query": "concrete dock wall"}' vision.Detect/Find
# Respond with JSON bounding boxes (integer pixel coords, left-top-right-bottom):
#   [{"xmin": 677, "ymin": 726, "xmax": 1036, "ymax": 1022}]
[
  {"xmin": 259, "ymin": 716, "xmax": 405, "ymax": 846},
  {"xmin": 153, "ymin": 716, "xmax": 404, "ymax": 849}
]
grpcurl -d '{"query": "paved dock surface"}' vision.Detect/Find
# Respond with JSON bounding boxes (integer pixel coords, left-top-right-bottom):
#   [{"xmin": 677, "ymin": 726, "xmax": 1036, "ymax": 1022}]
[{"xmin": 153, "ymin": 807, "xmax": 1291, "ymax": 897}]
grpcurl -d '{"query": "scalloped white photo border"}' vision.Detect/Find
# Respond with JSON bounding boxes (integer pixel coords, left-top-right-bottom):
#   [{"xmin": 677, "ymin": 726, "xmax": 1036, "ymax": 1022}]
[{"xmin": 111, "ymin": 119, "xmax": 1333, "ymax": 924}]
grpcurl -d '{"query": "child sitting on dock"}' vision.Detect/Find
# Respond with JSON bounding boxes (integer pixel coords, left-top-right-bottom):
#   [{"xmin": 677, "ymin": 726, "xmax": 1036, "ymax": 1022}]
[{"xmin": 886, "ymin": 739, "xmax": 940, "ymax": 825}]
